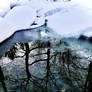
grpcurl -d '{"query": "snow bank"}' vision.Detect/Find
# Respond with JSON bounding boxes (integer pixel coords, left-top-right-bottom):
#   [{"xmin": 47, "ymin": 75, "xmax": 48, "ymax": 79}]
[
  {"xmin": 23, "ymin": 0, "xmax": 92, "ymax": 38},
  {"xmin": 4, "ymin": 6, "xmax": 36, "ymax": 30},
  {"xmin": 47, "ymin": 2, "xmax": 92, "ymax": 37},
  {"xmin": 0, "ymin": 0, "xmax": 11, "ymax": 17},
  {"xmin": 0, "ymin": 6, "xmax": 36, "ymax": 43},
  {"xmin": 0, "ymin": 7, "xmax": 10, "ymax": 17},
  {"xmin": 0, "ymin": 18, "xmax": 15, "ymax": 43}
]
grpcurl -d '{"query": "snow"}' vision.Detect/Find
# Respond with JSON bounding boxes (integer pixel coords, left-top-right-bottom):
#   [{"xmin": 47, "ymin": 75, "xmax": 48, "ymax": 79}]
[
  {"xmin": 0, "ymin": 17, "xmax": 3, "ymax": 21},
  {"xmin": 83, "ymin": 31, "xmax": 92, "ymax": 37},
  {"xmin": 47, "ymin": 1, "xmax": 92, "ymax": 37},
  {"xmin": 9, "ymin": 0, "xmax": 92, "ymax": 38},
  {"xmin": 4, "ymin": 6, "xmax": 36, "ymax": 30},
  {"xmin": 0, "ymin": 7, "xmax": 10, "ymax": 17},
  {"xmin": 79, "ymin": 27, "xmax": 92, "ymax": 37},
  {"xmin": 12, "ymin": 0, "xmax": 50, "ymax": 11},
  {"xmin": 0, "ymin": 0, "xmax": 11, "ymax": 17},
  {"xmin": 0, "ymin": 0, "xmax": 68, "ymax": 43},
  {"xmin": 0, "ymin": 17, "xmax": 15, "ymax": 43},
  {"xmin": 0, "ymin": 0, "xmax": 92, "ymax": 43},
  {"xmin": 0, "ymin": 6, "xmax": 37, "ymax": 43}
]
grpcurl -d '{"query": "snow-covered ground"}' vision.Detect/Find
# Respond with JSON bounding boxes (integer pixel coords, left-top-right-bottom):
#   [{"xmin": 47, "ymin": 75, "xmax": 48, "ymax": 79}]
[
  {"xmin": 0, "ymin": 0, "xmax": 10, "ymax": 17},
  {"xmin": 0, "ymin": 17, "xmax": 15, "ymax": 43},
  {"xmin": 47, "ymin": 4, "xmax": 92, "ymax": 37},
  {"xmin": 4, "ymin": 6, "xmax": 36, "ymax": 30},
  {"xmin": 0, "ymin": 0, "xmax": 92, "ymax": 43}
]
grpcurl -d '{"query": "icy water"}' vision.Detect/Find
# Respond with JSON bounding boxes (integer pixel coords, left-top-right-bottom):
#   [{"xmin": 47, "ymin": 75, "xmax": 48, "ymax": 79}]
[
  {"xmin": 64, "ymin": 37, "xmax": 92, "ymax": 62},
  {"xmin": 0, "ymin": 27, "xmax": 43, "ymax": 58},
  {"xmin": 0, "ymin": 37, "xmax": 92, "ymax": 92},
  {"xmin": 1, "ymin": 36, "xmax": 92, "ymax": 60}
]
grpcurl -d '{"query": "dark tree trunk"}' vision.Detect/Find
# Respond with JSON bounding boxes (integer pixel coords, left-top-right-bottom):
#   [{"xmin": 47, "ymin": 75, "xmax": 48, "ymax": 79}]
[
  {"xmin": 0, "ymin": 66, "xmax": 8, "ymax": 92},
  {"xmin": 46, "ymin": 41, "xmax": 50, "ymax": 92},
  {"xmin": 25, "ymin": 43, "xmax": 30, "ymax": 82},
  {"xmin": 84, "ymin": 62, "xmax": 92, "ymax": 92}
]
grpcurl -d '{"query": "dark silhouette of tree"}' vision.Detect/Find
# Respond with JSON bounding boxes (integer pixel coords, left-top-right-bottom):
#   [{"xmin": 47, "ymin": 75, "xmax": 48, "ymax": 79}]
[
  {"xmin": 46, "ymin": 41, "xmax": 50, "ymax": 92},
  {"xmin": 0, "ymin": 66, "xmax": 8, "ymax": 92},
  {"xmin": 5, "ymin": 45, "xmax": 17, "ymax": 60},
  {"xmin": 25, "ymin": 43, "xmax": 31, "ymax": 83},
  {"xmin": 84, "ymin": 62, "xmax": 92, "ymax": 92},
  {"xmin": 3, "ymin": 39, "xmax": 88, "ymax": 92}
]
